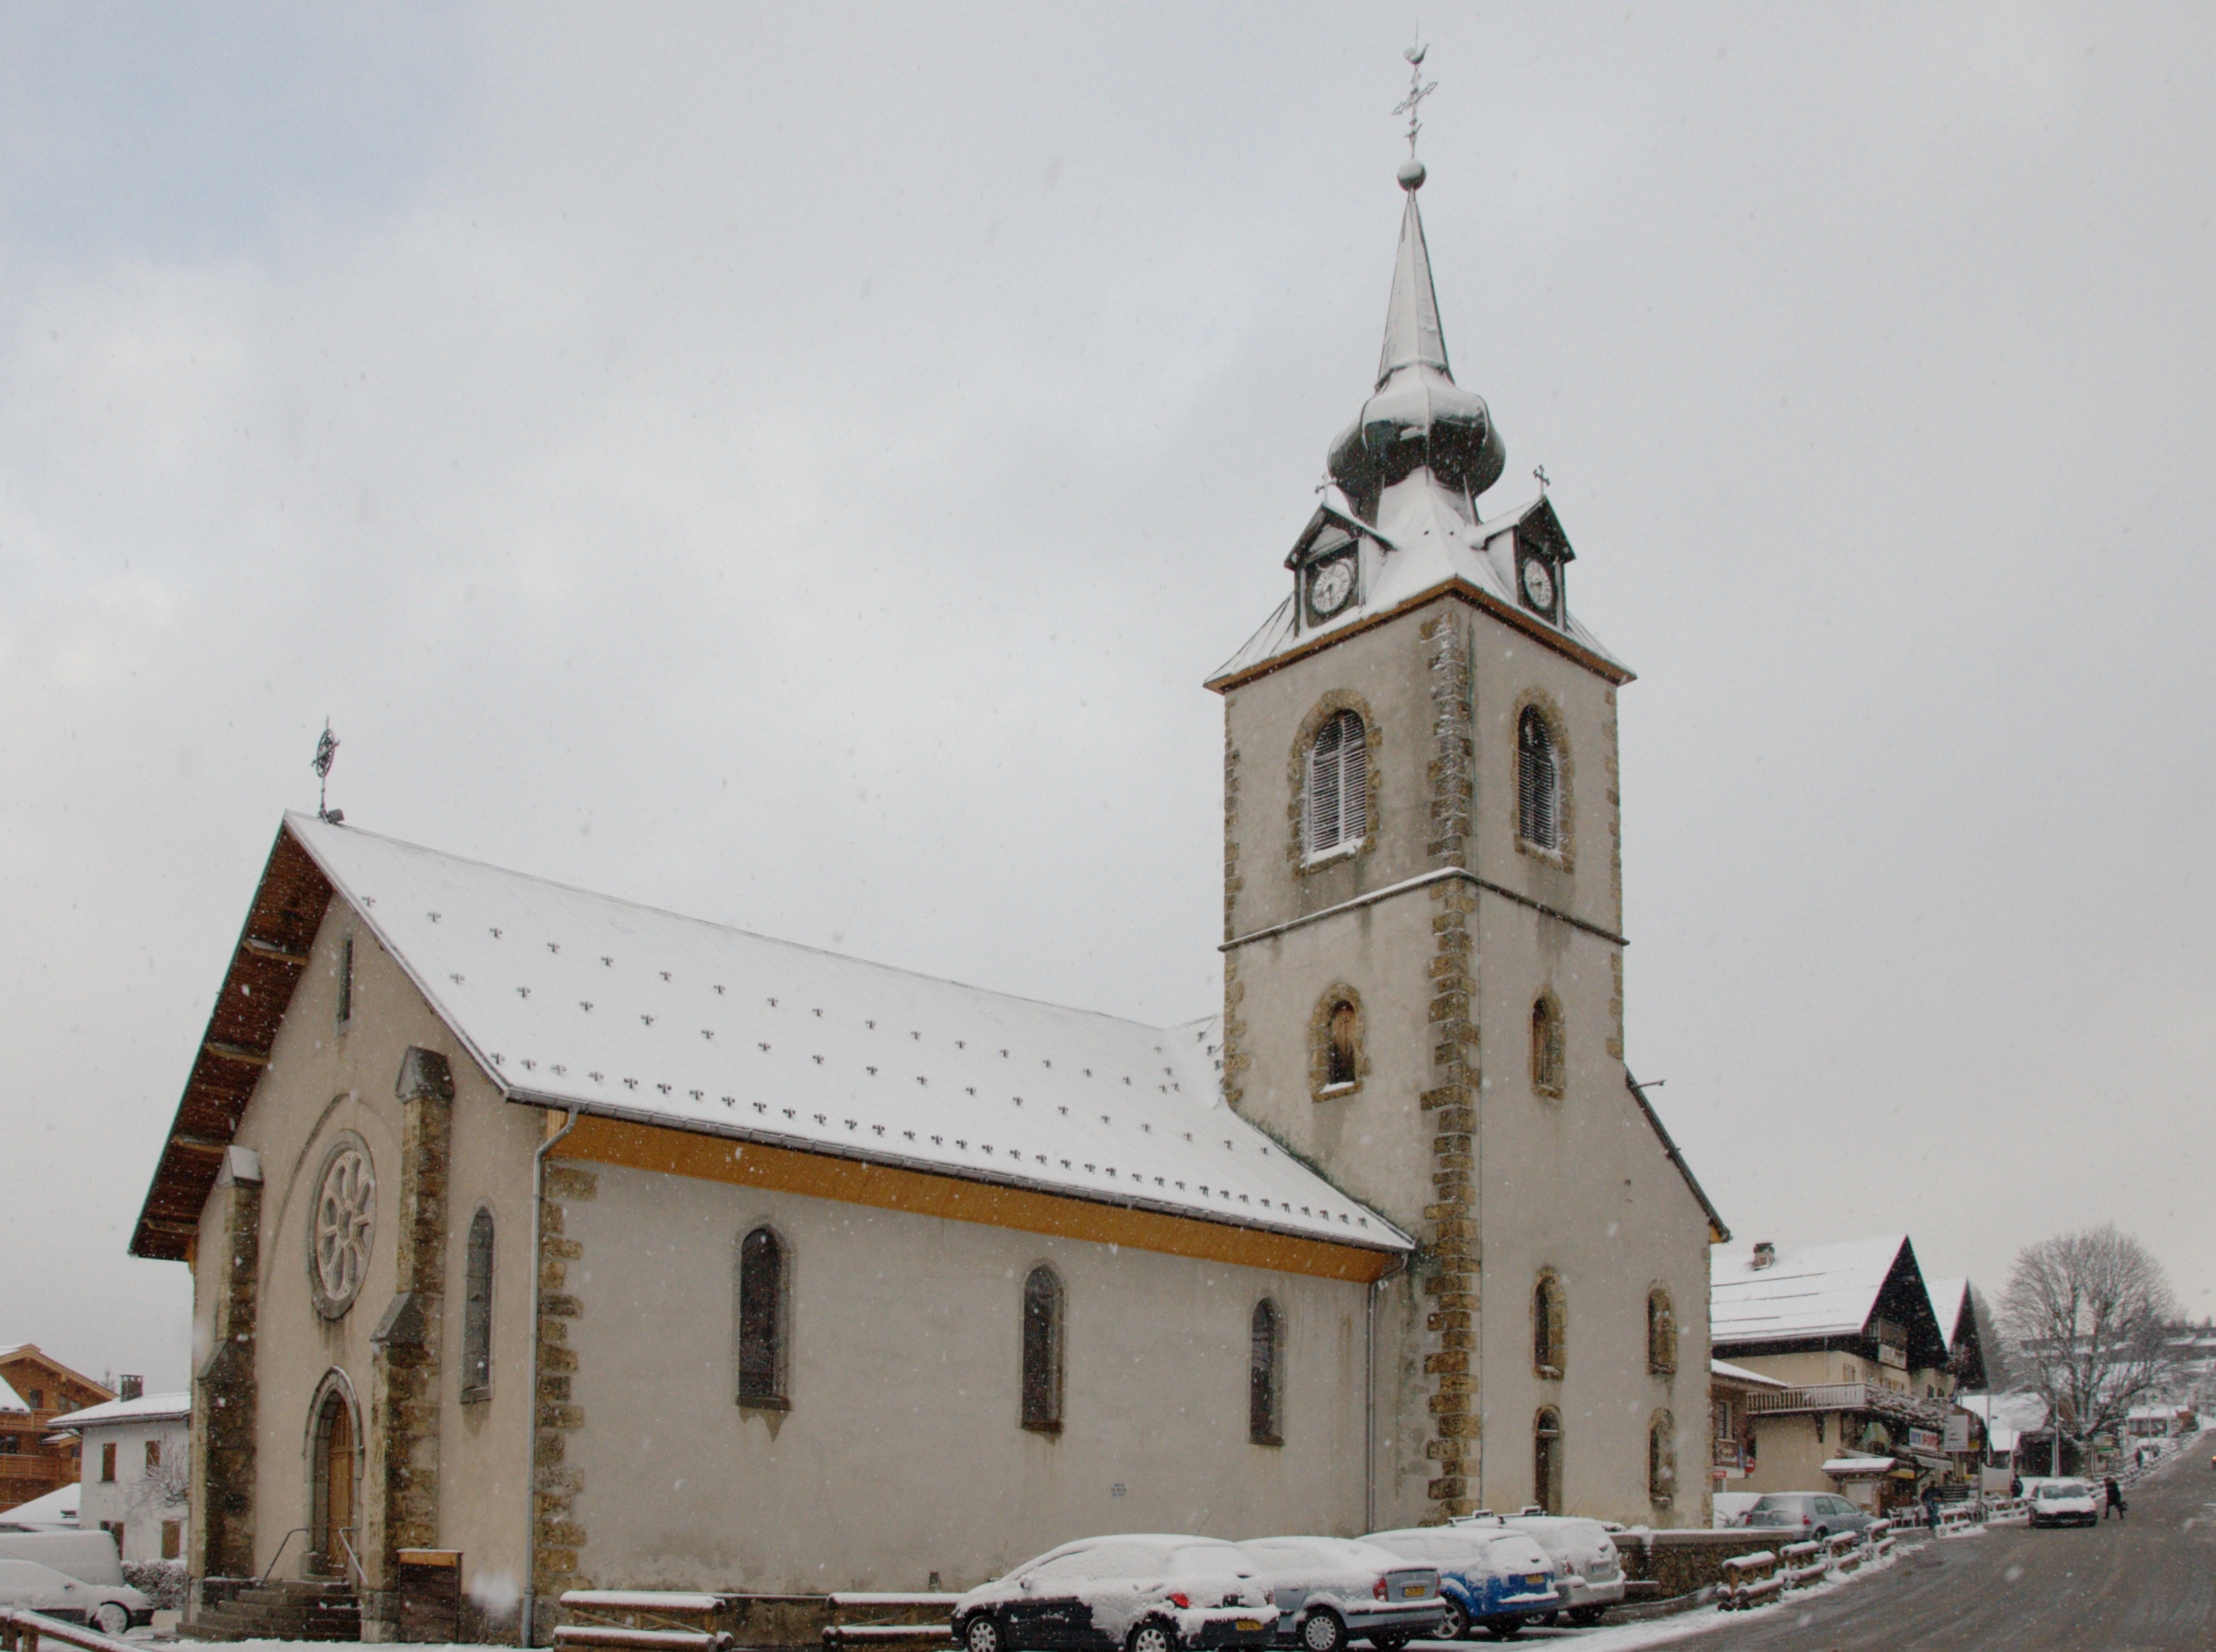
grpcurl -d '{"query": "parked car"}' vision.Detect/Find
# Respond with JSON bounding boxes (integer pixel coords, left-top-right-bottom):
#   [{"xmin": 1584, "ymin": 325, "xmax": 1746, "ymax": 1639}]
[
  {"xmin": 1460, "ymin": 1516, "xmax": 1624, "ymax": 1626},
  {"xmin": 1743, "ymin": 1493, "xmax": 1876, "ymax": 1540},
  {"xmin": 0, "ymin": 1557, "xmax": 153, "ymax": 1635},
  {"xmin": 2026, "ymin": 1479, "xmax": 2099, "ymax": 1529},
  {"xmin": 954, "ymin": 1535, "xmax": 1278, "ymax": 1652},
  {"xmin": 1233, "ymin": 1538, "xmax": 1441, "ymax": 1652},
  {"xmin": 1360, "ymin": 1529, "xmax": 1557, "ymax": 1641}
]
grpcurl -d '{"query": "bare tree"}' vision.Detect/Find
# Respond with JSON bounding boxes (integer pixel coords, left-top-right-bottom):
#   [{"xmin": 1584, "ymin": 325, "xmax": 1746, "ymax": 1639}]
[{"xmin": 2001, "ymin": 1224, "xmax": 2181, "ymax": 1444}]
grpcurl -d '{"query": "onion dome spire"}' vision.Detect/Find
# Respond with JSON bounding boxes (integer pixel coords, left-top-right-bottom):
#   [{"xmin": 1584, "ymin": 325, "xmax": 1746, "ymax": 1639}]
[{"xmin": 1326, "ymin": 158, "xmax": 1506, "ymax": 524}]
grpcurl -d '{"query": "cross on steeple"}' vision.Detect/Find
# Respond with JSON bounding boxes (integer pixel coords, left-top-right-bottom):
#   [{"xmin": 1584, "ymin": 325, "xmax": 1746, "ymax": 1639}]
[{"xmin": 1393, "ymin": 37, "xmax": 1437, "ymax": 155}]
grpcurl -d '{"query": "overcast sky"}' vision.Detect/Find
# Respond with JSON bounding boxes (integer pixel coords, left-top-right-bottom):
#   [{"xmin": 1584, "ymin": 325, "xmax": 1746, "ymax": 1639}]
[{"xmin": 4, "ymin": 4, "xmax": 2212, "ymax": 1393}]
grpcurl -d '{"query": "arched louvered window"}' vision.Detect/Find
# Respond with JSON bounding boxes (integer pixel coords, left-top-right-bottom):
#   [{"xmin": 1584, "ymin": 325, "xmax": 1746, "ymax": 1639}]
[
  {"xmin": 1518, "ymin": 707, "xmax": 1559, "ymax": 850},
  {"xmin": 1532, "ymin": 1272, "xmax": 1565, "ymax": 1377},
  {"xmin": 1533, "ymin": 1408, "xmax": 1563, "ymax": 1516},
  {"xmin": 1326, "ymin": 1001, "xmax": 1359, "ymax": 1087},
  {"xmin": 1305, "ymin": 710, "xmax": 1369, "ymax": 860},
  {"xmin": 460, "ymin": 1207, "xmax": 494, "ymax": 1401},
  {"xmin": 1021, "ymin": 1264, "xmax": 1065, "ymax": 1433},
  {"xmin": 1649, "ymin": 1410, "xmax": 1678, "ymax": 1503},
  {"xmin": 1250, "ymin": 1298, "xmax": 1283, "ymax": 1446},
  {"xmin": 1648, "ymin": 1288, "xmax": 1678, "ymax": 1375},
  {"xmin": 736, "ymin": 1226, "xmax": 787, "ymax": 1407},
  {"xmin": 1530, "ymin": 994, "xmax": 1565, "ymax": 1096}
]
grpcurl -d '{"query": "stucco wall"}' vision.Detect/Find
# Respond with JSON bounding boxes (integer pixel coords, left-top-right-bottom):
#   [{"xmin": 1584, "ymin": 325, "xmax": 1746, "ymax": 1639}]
[
  {"xmin": 549, "ymin": 1156, "xmax": 1377, "ymax": 1592},
  {"xmin": 77, "ymin": 1418, "xmax": 191, "ymax": 1562}
]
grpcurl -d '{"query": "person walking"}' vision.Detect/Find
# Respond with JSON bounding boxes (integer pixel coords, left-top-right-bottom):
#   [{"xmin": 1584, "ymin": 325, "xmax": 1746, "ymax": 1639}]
[
  {"xmin": 2010, "ymin": 1472, "xmax": 2023, "ymax": 1500},
  {"xmin": 2104, "ymin": 1476, "xmax": 2127, "ymax": 1521}
]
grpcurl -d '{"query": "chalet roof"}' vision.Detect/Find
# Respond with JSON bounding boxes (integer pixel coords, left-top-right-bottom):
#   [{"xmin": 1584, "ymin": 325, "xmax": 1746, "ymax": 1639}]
[
  {"xmin": 47, "ymin": 1393, "xmax": 191, "ymax": 1430},
  {"xmin": 1709, "ymin": 1358, "xmax": 1787, "ymax": 1389},
  {"xmin": 0, "ymin": 1348, "xmax": 112, "ymax": 1408},
  {"xmin": 1925, "ymin": 1276, "xmax": 1972, "ymax": 1349},
  {"xmin": 1711, "ymin": 1235, "xmax": 1947, "ymax": 1366},
  {"xmin": 134, "ymin": 815, "xmax": 1411, "ymax": 1263}
]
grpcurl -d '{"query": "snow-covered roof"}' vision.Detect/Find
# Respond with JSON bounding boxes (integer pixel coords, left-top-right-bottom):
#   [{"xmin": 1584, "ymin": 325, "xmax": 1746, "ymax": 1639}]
[
  {"xmin": 1710, "ymin": 1358, "xmax": 1788, "ymax": 1389},
  {"xmin": 0, "ymin": 1482, "xmax": 78, "ymax": 1525},
  {"xmin": 1822, "ymin": 1456, "xmax": 1896, "ymax": 1477},
  {"xmin": 48, "ymin": 1393, "xmax": 189, "ymax": 1430},
  {"xmin": 1711, "ymin": 1236, "xmax": 1910, "ymax": 1346},
  {"xmin": 1209, "ymin": 490, "xmax": 1630, "ymax": 689},
  {"xmin": 0, "ymin": 1374, "xmax": 26, "ymax": 1412},
  {"xmin": 286, "ymin": 815, "xmax": 1408, "ymax": 1255},
  {"xmin": 1925, "ymin": 1275, "xmax": 1971, "ymax": 1346}
]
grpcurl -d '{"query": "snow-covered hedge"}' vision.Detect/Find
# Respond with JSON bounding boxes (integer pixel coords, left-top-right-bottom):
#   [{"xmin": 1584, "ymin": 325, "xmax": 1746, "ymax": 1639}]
[{"xmin": 124, "ymin": 1559, "xmax": 186, "ymax": 1610}]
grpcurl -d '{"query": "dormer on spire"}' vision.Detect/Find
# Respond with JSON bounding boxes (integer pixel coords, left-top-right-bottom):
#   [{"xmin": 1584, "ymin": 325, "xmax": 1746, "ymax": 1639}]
[{"xmin": 1326, "ymin": 161, "xmax": 1506, "ymax": 526}]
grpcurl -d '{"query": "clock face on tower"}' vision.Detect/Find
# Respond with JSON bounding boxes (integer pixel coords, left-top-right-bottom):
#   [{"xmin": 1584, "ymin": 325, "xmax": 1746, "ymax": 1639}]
[
  {"xmin": 1520, "ymin": 556, "xmax": 1555, "ymax": 614},
  {"xmin": 1308, "ymin": 557, "xmax": 1356, "ymax": 619}
]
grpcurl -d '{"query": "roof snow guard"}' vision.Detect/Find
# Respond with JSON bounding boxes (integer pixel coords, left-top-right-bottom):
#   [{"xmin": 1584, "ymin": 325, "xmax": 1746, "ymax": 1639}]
[{"xmin": 134, "ymin": 816, "xmax": 1412, "ymax": 1265}]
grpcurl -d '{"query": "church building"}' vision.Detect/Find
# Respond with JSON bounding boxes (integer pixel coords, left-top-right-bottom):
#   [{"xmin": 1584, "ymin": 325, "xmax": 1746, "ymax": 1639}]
[{"xmin": 131, "ymin": 152, "xmax": 1722, "ymax": 1642}]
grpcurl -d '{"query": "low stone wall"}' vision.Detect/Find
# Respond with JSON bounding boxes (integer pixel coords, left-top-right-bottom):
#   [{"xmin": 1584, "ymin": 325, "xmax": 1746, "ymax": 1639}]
[{"xmin": 1616, "ymin": 1530, "xmax": 1786, "ymax": 1598}]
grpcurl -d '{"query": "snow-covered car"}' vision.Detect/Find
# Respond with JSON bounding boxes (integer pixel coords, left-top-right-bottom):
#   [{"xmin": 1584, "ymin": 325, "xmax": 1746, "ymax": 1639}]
[
  {"xmin": 0, "ymin": 1557, "xmax": 153, "ymax": 1634},
  {"xmin": 1233, "ymin": 1537, "xmax": 1443, "ymax": 1652},
  {"xmin": 2026, "ymin": 1479, "xmax": 2099, "ymax": 1529},
  {"xmin": 1466, "ymin": 1517, "xmax": 1624, "ymax": 1626},
  {"xmin": 954, "ymin": 1535, "xmax": 1278, "ymax": 1652},
  {"xmin": 1743, "ymin": 1493, "xmax": 1875, "ymax": 1540},
  {"xmin": 1360, "ymin": 1529, "xmax": 1557, "ymax": 1640}
]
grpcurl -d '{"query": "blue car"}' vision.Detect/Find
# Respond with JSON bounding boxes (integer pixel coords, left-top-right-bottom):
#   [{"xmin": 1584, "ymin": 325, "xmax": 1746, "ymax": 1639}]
[{"xmin": 1360, "ymin": 1530, "xmax": 1558, "ymax": 1642}]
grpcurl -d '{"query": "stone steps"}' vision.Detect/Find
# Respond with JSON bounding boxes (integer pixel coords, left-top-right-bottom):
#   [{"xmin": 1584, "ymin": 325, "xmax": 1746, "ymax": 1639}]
[{"xmin": 184, "ymin": 1578, "xmax": 362, "ymax": 1642}]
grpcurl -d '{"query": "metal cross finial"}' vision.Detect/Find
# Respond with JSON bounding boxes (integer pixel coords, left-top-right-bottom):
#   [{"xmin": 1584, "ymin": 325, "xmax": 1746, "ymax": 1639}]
[
  {"xmin": 1394, "ymin": 34, "xmax": 1437, "ymax": 155},
  {"xmin": 1533, "ymin": 465, "xmax": 1551, "ymax": 491},
  {"xmin": 313, "ymin": 719, "xmax": 341, "ymax": 822}
]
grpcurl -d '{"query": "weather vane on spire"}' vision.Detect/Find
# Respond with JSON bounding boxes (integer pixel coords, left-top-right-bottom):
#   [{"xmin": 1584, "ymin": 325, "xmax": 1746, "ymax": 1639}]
[
  {"xmin": 1393, "ymin": 34, "xmax": 1436, "ymax": 156},
  {"xmin": 312, "ymin": 719, "xmax": 344, "ymax": 824}
]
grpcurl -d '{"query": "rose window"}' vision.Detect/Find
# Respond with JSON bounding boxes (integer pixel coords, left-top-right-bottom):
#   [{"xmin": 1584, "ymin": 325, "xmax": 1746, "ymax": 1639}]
[{"xmin": 310, "ymin": 1139, "xmax": 375, "ymax": 1315}]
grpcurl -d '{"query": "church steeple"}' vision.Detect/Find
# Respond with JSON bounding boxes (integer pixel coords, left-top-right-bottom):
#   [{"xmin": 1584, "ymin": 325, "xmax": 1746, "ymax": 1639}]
[{"xmin": 1325, "ymin": 161, "xmax": 1506, "ymax": 525}]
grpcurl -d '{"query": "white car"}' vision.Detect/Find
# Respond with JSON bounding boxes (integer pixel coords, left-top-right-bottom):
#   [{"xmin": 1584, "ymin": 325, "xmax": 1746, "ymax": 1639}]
[
  {"xmin": 954, "ymin": 1535, "xmax": 1278, "ymax": 1652},
  {"xmin": 1474, "ymin": 1517, "xmax": 1624, "ymax": 1626},
  {"xmin": 2026, "ymin": 1479, "xmax": 2099, "ymax": 1529},
  {"xmin": 0, "ymin": 1557, "xmax": 153, "ymax": 1635},
  {"xmin": 1234, "ymin": 1537, "xmax": 1443, "ymax": 1652}
]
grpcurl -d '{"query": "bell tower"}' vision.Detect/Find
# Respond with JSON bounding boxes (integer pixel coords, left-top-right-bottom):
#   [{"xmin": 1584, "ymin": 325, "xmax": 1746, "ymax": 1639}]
[{"xmin": 1207, "ymin": 147, "xmax": 1718, "ymax": 1527}]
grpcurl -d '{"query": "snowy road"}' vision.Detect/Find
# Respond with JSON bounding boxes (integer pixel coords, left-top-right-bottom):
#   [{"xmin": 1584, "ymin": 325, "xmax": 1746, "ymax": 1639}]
[{"xmin": 1613, "ymin": 1441, "xmax": 2216, "ymax": 1652}]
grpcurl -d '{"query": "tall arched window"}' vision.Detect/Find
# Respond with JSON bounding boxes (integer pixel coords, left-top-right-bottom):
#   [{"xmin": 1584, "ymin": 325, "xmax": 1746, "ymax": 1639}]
[
  {"xmin": 1250, "ymin": 1298, "xmax": 1283, "ymax": 1446},
  {"xmin": 1021, "ymin": 1264, "xmax": 1064, "ymax": 1433},
  {"xmin": 1647, "ymin": 1287, "xmax": 1678, "ymax": 1375},
  {"xmin": 1530, "ymin": 994, "xmax": 1565, "ymax": 1096},
  {"xmin": 460, "ymin": 1207, "xmax": 494, "ymax": 1401},
  {"xmin": 1326, "ymin": 1001, "xmax": 1359, "ymax": 1087},
  {"xmin": 1648, "ymin": 1410, "xmax": 1678, "ymax": 1504},
  {"xmin": 1532, "ymin": 1271, "xmax": 1565, "ymax": 1377},
  {"xmin": 736, "ymin": 1226, "xmax": 787, "ymax": 1407},
  {"xmin": 1533, "ymin": 1408, "xmax": 1563, "ymax": 1516},
  {"xmin": 1517, "ymin": 707, "xmax": 1559, "ymax": 850},
  {"xmin": 1305, "ymin": 710, "xmax": 1369, "ymax": 860}
]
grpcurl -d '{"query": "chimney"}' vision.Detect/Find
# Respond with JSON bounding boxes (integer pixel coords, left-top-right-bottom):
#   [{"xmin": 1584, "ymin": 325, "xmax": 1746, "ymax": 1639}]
[
  {"xmin": 118, "ymin": 1375, "xmax": 143, "ymax": 1401},
  {"xmin": 1751, "ymin": 1242, "xmax": 1776, "ymax": 1270}
]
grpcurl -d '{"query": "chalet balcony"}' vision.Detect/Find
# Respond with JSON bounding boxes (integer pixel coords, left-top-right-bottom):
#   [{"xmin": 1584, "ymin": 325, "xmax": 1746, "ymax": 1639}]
[{"xmin": 1743, "ymin": 1382, "xmax": 1950, "ymax": 1429}]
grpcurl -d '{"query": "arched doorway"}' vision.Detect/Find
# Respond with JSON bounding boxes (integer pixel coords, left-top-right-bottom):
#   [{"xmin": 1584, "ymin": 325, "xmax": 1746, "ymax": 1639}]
[{"xmin": 309, "ymin": 1383, "xmax": 358, "ymax": 1578}]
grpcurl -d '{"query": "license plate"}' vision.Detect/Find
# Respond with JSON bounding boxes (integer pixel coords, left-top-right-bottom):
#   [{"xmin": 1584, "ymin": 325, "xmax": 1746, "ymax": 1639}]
[
  {"xmin": 1236, "ymin": 1621, "xmax": 1262, "ymax": 1633},
  {"xmin": 1400, "ymin": 1585, "xmax": 1425, "ymax": 1598},
  {"xmin": 1525, "ymin": 1576, "xmax": 1546, "ymax": 1588}
]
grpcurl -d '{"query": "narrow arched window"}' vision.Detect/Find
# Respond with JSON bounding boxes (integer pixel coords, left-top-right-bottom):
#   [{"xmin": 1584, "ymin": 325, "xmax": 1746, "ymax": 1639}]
[
  {"xmin": 1305, "ymin": 710, "xmax": 1369, "ymax": 860},
  {"xmin": 1648, "ymin": 1410, "xmax": 1678, "ymax": 1503},
  {"xmin": 1250, "ymin": 1298, "xmax": 1283, "ymax": 1446},
  {"xmin": 1532, "ymin": 1272, "xmax": 1564, "ymax": 1377},
  {"xmin": 1518, "ymin": 707, "xmax": 1559, "ymax": 850},
  {"xmin": 1326, "ymin": 1001, "xmax": 1358, "ymax": 1087},
  {"xmin": 1647, "ymin": 1287, "xmax": 1678, "ymax": 1375},
  {"xmin": 1530, "ymin": 994, "xmax": 1565, "ymax": 1096},
  {"xmin": 1533, "ymin": 1408, "xmax": 1563, "ymax": 1516},
  {"xmin": 460, "ymin": 1207, "xmax": 494, "ymax": 1401},
  {"xmin": 1021, "ymin": 1265, "xmax": 1064, "ymax": 1433},
  {"xmin": 736, "ymin": 1226, "xmax": 786, "ymax": 1407}
]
